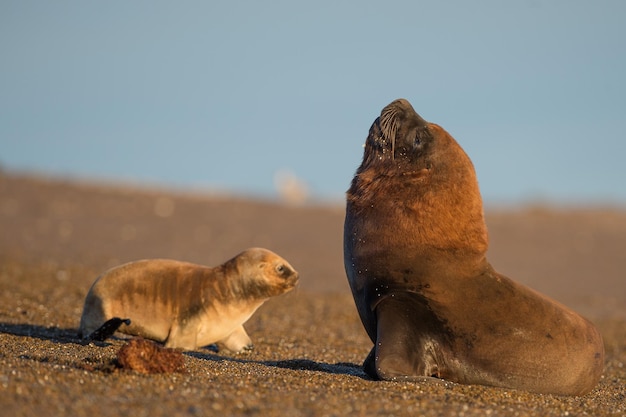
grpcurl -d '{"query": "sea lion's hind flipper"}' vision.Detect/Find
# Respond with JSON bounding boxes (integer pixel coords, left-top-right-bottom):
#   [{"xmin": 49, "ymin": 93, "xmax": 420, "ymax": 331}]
[
  {"xmin": 372, "ymin": 296, "xmax": 443, "ymax": 382},
  {"xmin": 85, "ymin": 317, "xmax": 131, "ymax": 341}
]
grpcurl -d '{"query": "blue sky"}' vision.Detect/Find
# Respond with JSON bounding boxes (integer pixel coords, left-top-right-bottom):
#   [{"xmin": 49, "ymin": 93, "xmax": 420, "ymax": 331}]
[{"xmin": 1, "ymin": 1, "xmax": 625, "ymax": 205}]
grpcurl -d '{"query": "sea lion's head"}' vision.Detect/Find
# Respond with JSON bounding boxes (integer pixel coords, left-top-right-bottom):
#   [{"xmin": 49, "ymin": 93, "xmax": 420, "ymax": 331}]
[
  {"xmin": 360, "ymin": 98, "xmax": 474, "ymax": 183},
  {"xmin": 231, "ymin": 248, "xmax": 299, "ymax": 298},
  {"xmin": 363, "ymin": 98, "xmax": 429, "ymax": 165},
  {"xmin": 350, "ymin": 98, "xmax": 488, "ymax": 255}
]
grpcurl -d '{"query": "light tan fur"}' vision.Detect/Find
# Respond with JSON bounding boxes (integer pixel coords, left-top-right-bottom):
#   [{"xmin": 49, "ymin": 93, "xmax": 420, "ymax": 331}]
[{"xmin": 79, "ymin": 248, "xmax": 298, "ymax": 352}]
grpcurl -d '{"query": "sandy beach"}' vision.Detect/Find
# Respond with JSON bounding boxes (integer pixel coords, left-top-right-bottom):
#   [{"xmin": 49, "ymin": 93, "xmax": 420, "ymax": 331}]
[{"xmin": 0, "ymin": 173, "xmax": 624, "ymax": 416}]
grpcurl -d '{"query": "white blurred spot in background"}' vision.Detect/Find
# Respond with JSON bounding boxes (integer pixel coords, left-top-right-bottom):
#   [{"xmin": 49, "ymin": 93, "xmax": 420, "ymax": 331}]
[{"xmin": 274, "ymin": 169, "xmax": 309, "ymax": 205}]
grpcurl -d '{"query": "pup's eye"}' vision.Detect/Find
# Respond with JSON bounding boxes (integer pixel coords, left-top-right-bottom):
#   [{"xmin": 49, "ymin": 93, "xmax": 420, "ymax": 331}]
[
  {"xmin": 276, "ymin": 264, "xmax": 285, "ymax": 274},
  {"xmin": 414, "ymin": 135, "xmax": 421, "ymax": 147}
]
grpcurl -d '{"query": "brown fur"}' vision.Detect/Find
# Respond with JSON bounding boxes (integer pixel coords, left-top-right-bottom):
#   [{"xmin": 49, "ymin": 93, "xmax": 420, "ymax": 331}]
[
  {"xmin": 79, "ymin": 248, "xmax": 298, "ymax": 352},
  {"xmin": 344, "ymin": 99, "xmax": 604, "ymax": 396}
]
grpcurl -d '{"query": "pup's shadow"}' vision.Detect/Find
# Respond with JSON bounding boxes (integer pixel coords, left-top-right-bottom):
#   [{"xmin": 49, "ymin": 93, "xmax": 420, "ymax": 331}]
[
  {"xmin": 0, "ymin": 322, "xmax": 368, "ymax": 379},
  {"xmin": 0, "ymin": 322, "xmax": 97, "ymax": 345}
]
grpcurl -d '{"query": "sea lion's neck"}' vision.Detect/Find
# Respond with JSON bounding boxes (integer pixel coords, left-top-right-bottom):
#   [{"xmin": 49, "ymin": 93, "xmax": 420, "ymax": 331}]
[
  {"xmin": 346, "ymin": 166, "xmax": 489, "ymax": 279},
  {"xmin": 210, "ymin": 261, "xmax": 274, "ymax": 301},
  {"xmin": 350, "ymin": 169, "xmax": 487, "ymax": 245}
]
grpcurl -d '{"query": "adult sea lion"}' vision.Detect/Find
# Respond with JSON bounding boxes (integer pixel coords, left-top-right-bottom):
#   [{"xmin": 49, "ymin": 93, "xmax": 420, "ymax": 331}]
[
  {"xmin": 79, "ymin": 248, "xmax": 299, "ymax": 352},
  {"xmin": 343, "ymin": 99, "xmax": 604, "ymax": 396}
]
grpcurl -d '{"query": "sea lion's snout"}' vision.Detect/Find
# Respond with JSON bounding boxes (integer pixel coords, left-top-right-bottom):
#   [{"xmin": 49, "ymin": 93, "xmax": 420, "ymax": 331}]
[{"xmin": 289, "ymin": 270, "xmax": 299, "ymax": 286}]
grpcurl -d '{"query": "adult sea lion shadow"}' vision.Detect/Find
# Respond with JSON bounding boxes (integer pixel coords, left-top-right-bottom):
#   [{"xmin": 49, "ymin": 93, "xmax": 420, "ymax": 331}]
[{"xmin": 187, "ymin": 351, "xmax": 369, "ymax": 379}]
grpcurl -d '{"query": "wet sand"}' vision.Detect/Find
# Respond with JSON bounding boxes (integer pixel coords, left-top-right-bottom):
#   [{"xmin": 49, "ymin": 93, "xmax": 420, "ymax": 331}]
[{"xmin": 1, "ymin": 173, "xmax": 624, "ymax": 416}]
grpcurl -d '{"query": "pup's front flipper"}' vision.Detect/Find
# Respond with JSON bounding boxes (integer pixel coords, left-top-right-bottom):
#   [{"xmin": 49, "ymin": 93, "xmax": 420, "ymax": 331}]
[
  {"xmin": 219, "ymin": 325, "xmax": 253, "ymax": 353},
  {"xmin": 84, "ymin": 317, "xmax": 131, "ymax": 341}
]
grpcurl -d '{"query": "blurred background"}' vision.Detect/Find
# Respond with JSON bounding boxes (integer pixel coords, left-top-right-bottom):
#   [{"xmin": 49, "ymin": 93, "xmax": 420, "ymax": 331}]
[{"xmin": 1, "ymin": 0, "xmax": 625, "ymax": 205}]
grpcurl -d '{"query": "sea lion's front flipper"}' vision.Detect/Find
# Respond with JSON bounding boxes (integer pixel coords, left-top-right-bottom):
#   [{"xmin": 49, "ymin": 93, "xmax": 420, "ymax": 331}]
[
  {"xmin": 371, "ymin": 296, "xmax": 444, "ymax": 383},
  {"xmin": 363, "ymin": 346, "xmax": 378, "ymax": 379},
  {"xmin": 85, "ymin": 317, "xmax": 131, "ymax": 341},
  {"xmin": 219, "ymin": 325, "xmax": 253, "ymax": 353}
]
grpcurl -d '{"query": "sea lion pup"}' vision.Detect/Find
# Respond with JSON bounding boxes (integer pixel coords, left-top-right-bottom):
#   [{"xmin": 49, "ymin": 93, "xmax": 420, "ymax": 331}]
[
  {"xmin": 79, "ymin": 248, "xmax": 299, "ymax": 352},
  {"xmin": 343, "ymin": 99, "xmax": 604, "ymax": 396}
]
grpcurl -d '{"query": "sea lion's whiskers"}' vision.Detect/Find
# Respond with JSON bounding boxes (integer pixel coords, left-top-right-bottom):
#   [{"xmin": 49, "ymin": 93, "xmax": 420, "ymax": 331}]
[{"xmin": 379, "ymin": 103, "xmax": 400, "ymax": 160}]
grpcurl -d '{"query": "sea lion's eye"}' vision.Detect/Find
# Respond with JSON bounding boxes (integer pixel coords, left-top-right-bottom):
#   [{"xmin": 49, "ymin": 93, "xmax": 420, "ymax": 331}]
[
  {"xmin": 414, "ymin": 131, "xmax": 428, "ymax": 151},
  {"xmin": 276, "ymin": 264, "xmax": 285, "ymax": 274}
]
